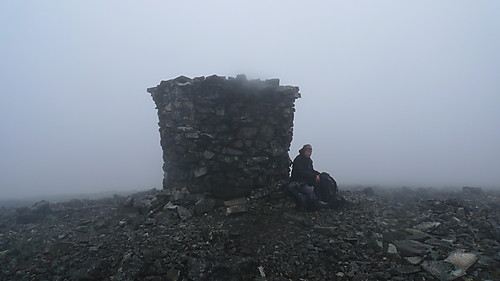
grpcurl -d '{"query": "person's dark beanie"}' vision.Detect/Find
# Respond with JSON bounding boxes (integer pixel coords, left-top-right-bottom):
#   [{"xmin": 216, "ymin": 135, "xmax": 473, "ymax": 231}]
[{"xmin": 299, "ymin": 144, "xmax": 313, "ymax": 154}]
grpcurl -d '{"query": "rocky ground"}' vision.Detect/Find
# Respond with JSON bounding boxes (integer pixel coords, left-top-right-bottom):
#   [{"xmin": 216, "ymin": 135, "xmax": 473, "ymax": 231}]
[{"xmin": 0, "ymin": 186, "xmax": 499, "ymax": 281}]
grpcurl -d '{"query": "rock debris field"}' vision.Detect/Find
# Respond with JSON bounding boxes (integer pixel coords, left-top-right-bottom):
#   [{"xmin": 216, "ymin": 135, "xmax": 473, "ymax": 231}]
[{"xmin": 1, "ymin": 186, "xmax": 499, "ymax": 281}]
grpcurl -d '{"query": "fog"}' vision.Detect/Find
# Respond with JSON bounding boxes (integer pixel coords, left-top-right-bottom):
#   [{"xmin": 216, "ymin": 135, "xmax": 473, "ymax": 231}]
[{"xmin": 1, "ymin": 1, "xmax": 499, "ymax": 200}]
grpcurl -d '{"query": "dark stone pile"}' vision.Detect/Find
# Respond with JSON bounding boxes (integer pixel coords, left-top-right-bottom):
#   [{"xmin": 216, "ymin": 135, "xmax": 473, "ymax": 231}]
[
  {"xmin": 1, "ymin": 186, "xmax": 499, "ymax": 280},
  {"xmin": 147, "ymin": 75, "xmax": 300, "ymax": 199}
]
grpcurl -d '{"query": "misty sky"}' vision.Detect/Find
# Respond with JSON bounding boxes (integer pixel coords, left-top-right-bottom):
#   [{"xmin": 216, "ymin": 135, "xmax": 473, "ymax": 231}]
[{"xmin": 1, "ymin": 1, "xmax": 499, "ymax": 199}]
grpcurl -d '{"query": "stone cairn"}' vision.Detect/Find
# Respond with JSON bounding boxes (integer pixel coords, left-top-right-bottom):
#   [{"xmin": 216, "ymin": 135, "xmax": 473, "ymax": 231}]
[{"xmin": 147, "ymin": 75, "xmax": 300, "ymax": 199}]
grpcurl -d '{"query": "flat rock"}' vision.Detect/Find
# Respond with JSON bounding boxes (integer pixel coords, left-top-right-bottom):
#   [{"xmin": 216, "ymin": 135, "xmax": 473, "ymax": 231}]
[
  {"xmin": 193, "ymin": 167, "xmax": 207, "ymax": 178},
  {"xmin": 393, "ymin": 240, "xmax": 433, "ymax": 256},
  {"xmin": 194, "ymin": 198, "xmax": 216, "ymax": 215},
  {"xmin": 387, "ymin": 243, "xmax": 398, "ymax": 255},
  {"xmin": 226, "ymin": 205, "xmax": 249, "ymax": 215},
  {"xmin": 224, "ymin": 197, "xmax": 248, "ymax": 207},
  {"xmin": 405, "ymin": 256, "xmax": 424, "ymax": 265},
  {"xmin": 176, "ymin": 206, "xmax": 193, "ymax": 221},
  {"xmin": 163, "ymin": 201, "xmax": 177, "ymax": 210},
  {"xmin": 415, "ymin": 221, "xmax": 441, "ymax": 232},
  {"xmin": 421, "ymin": 260, "xmax": 465, "ymax": 281},
  {"xmin": 445, "ymin": 251, "xmax": 478, "ymax": 272},
  {"xmin": 313, "ymin": 226, "xmax": 338, "ymax": 236}
]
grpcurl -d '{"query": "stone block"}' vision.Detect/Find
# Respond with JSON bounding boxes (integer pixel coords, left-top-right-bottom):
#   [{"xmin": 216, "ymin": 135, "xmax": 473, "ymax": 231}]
[
  {"xmin": 194, "ymin": 198, "xmax": 216, "ymax": 215},
  {"xmin": 226, "ymin": 205, "xmax": 249, "ymax": 215}
]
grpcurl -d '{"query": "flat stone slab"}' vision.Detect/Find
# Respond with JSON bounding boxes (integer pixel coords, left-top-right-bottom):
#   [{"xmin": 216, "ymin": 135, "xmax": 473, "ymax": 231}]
[
  {"xmin": 405, "ymin": 228, "xmax": 431, "ymax": 241},
  {"xmin": 163, "ymin": 201, "xmax": 177, "ymax": 210},
  {"xmin": 226, "ymin": 205, "xmax": 249, "ymax": 215},
  {"xmin": 313, "ymin": 226, "xmax": 338, "ymax": 236},
  {"xmin": 387, "ymin": 243, "xmax": 398, "ymax": 255},
  {"xmin": 393, "ymin": 240, "xmax": 433, "ymax": 256},
  {"xmin": 421, "ymin": 251, "xmax": 478, "ymax": 281},
  {"xmin": 422, "ymin": 260, "xmax": 464, "ymax": 281},
  {"xmin": 177, "ymin": 206, "xmax": 193, "ymax": 221},
  {"xmin": 407, "ymin": 233, "xmax": 431, "ymax": 241},
  {"xmin": 415, "ymin": 221, "xmax": 441, "ymax": 232},
  {"xmin": 194, "ymin": 198, "xmax": 216, "ymax": 215},
  {"xmin": 445, "ymin": 251, "xmax": 478, "ymax": 272},
  {"xmin": 193, "ymin": 167, "xmax": 207, "ymax": 177},
  {"xmin": 224, "ymin": 197, "xmax": 248, "ymax": 207},
  {"xmin": 405, "ymin": 256, "xmax": 424, "ymax": 265}
]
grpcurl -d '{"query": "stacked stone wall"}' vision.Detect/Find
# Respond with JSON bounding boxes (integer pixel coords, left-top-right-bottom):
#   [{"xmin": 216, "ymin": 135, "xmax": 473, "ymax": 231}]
[{"xmin": 147, "ymin": 75, "xmax": 300, "ymax": 199}]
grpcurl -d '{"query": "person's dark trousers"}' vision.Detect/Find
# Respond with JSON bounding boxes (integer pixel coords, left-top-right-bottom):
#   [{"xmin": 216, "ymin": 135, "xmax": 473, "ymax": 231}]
[{"xmin": 298, "ymin": 185, "xmax": 321, "ymax": 210}]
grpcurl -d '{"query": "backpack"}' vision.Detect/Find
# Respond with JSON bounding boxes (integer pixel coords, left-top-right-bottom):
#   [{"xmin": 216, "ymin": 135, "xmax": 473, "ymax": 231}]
[
  {"xmin": 315, "ymin": 173, "xmax": 347, "ymax": 208},
  {"xmin": 315, "ymin": 172, "xmax": 338, "ymax": 202}
]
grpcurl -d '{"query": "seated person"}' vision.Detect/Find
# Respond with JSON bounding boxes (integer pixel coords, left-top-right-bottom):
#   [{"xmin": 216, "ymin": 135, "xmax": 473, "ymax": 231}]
[{"xmin": 291, "ymin": 144, "xmax": 340, "ymax": 204}]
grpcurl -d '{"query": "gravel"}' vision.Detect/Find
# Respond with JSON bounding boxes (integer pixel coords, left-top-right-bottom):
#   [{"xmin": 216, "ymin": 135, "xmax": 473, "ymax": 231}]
[{"xmin": 1, "ymin": 186, "xmax": 499, "ymax": 280}]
